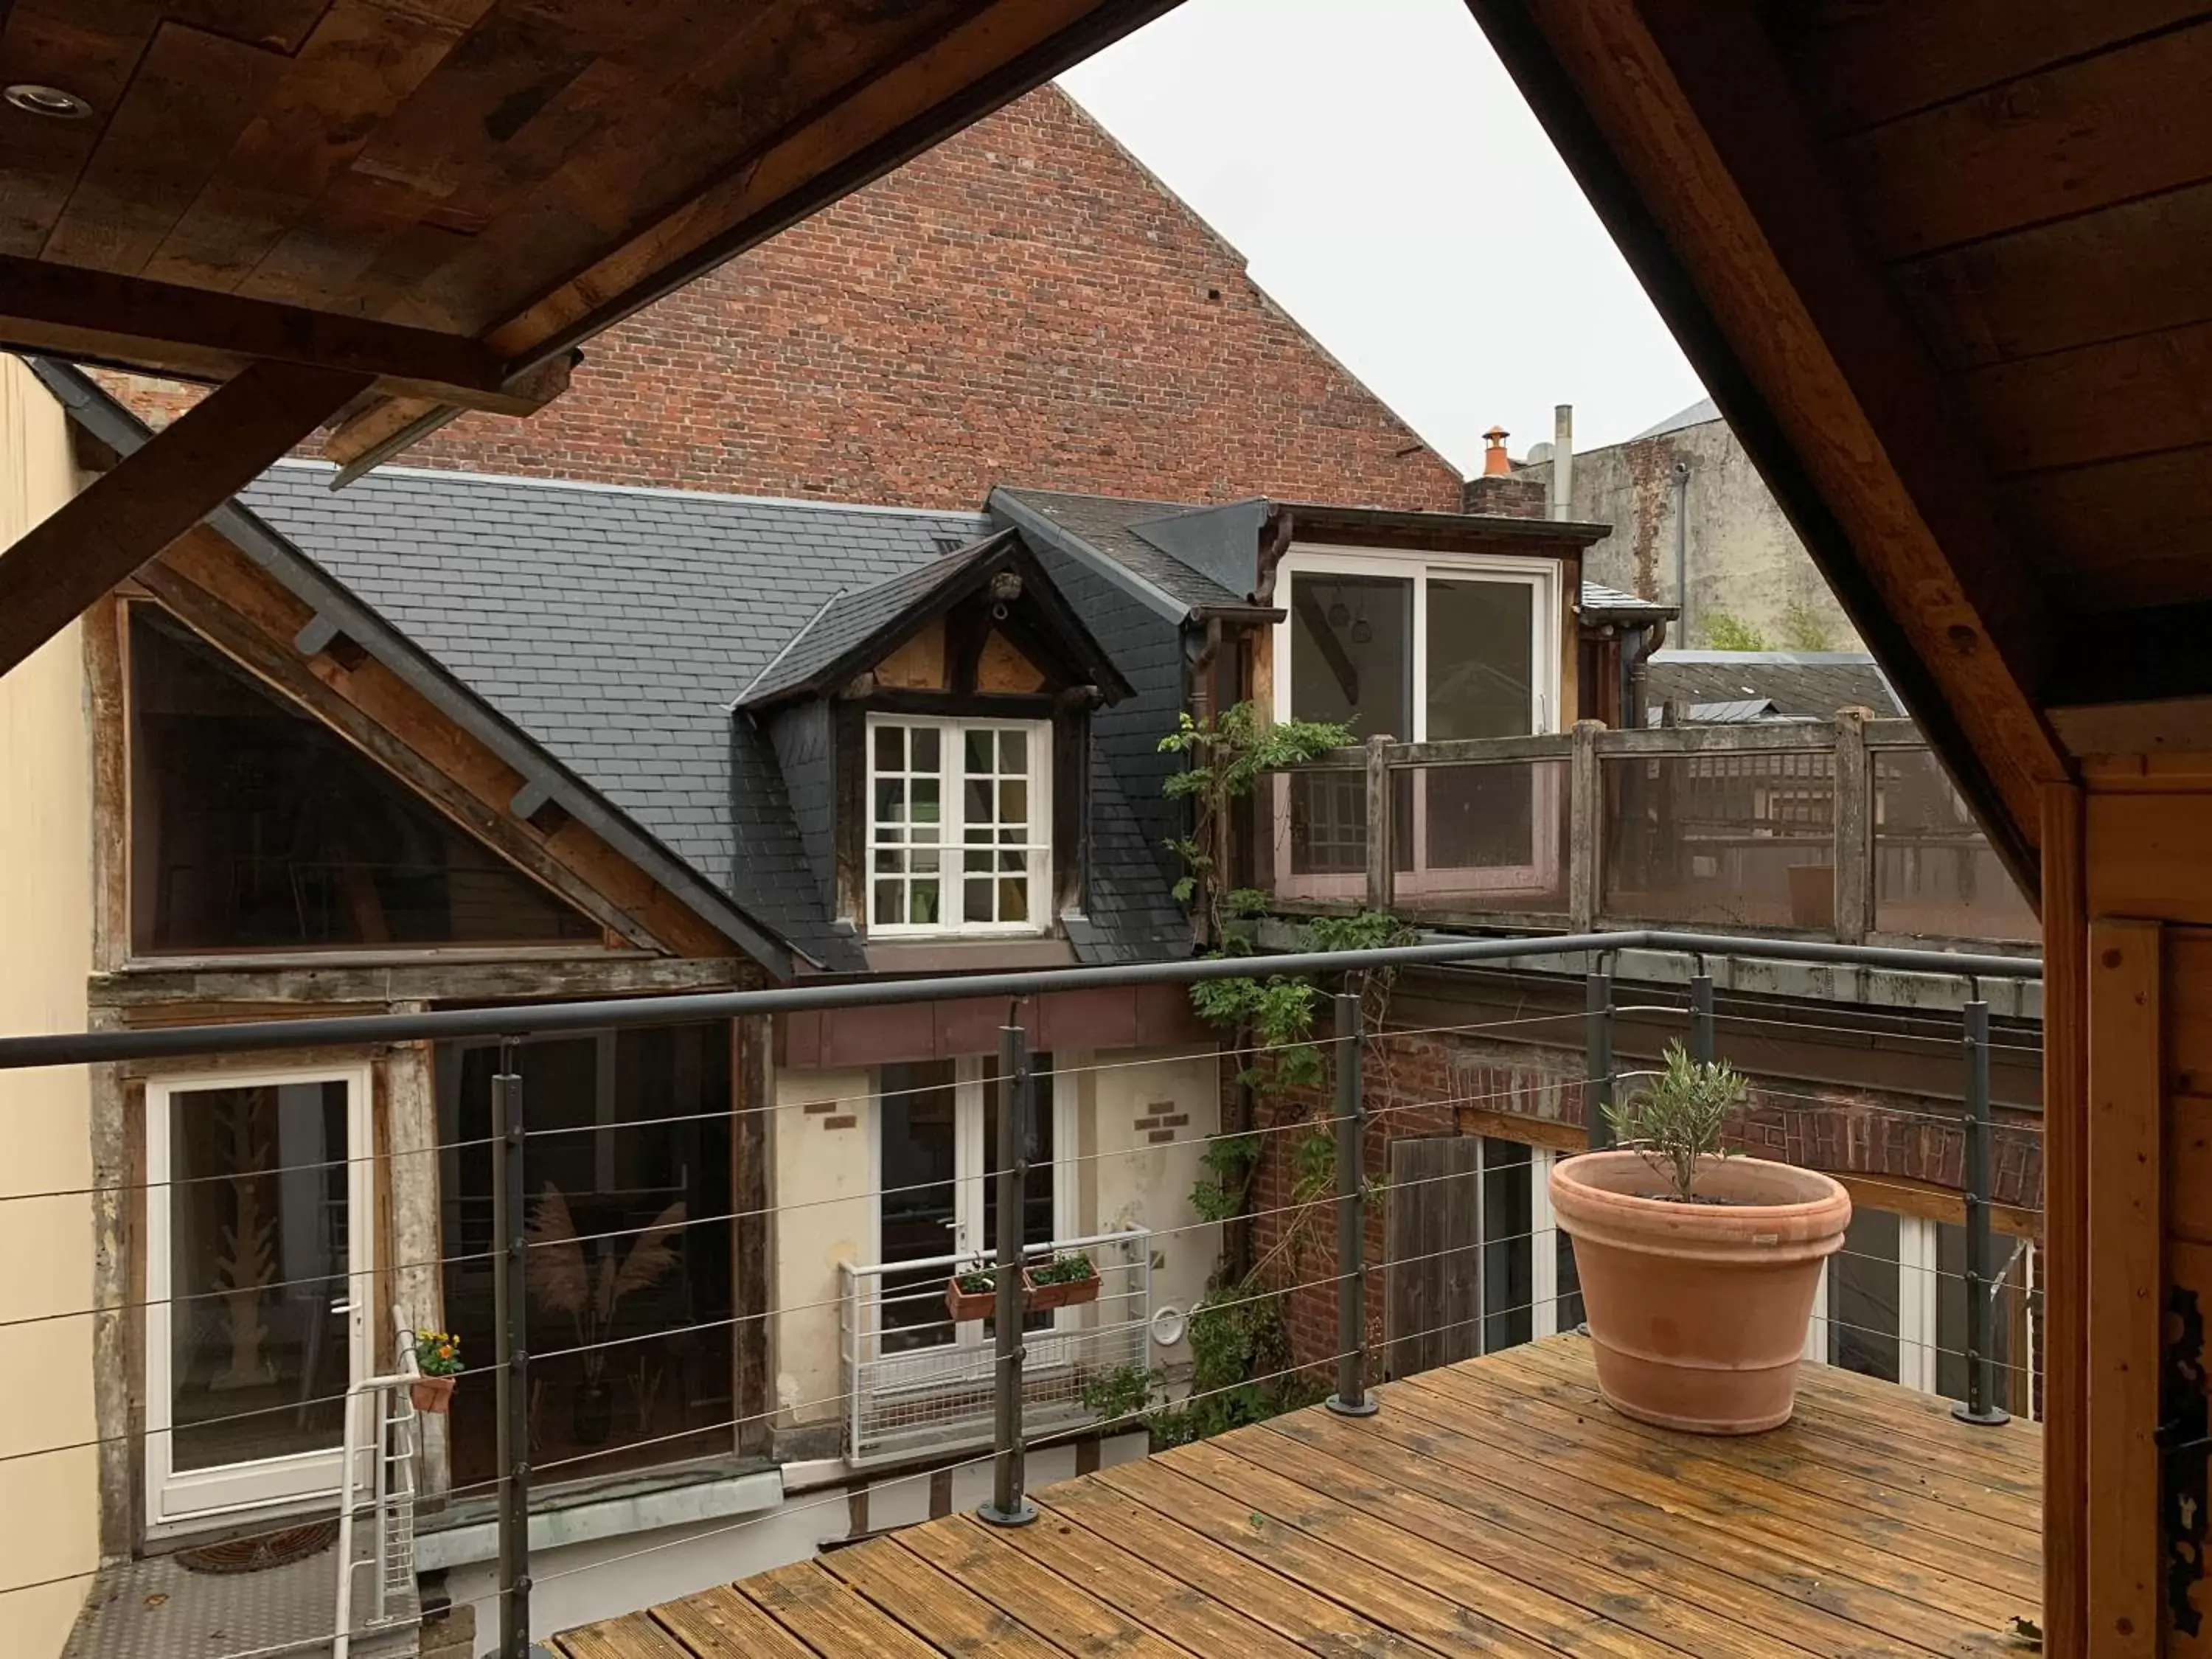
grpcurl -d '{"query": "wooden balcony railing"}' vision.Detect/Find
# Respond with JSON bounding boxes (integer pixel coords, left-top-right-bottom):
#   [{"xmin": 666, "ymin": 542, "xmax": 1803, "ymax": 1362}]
[{"xmin": 1254, "ymin": 714, "xmax": 2039, "ymax": 950}]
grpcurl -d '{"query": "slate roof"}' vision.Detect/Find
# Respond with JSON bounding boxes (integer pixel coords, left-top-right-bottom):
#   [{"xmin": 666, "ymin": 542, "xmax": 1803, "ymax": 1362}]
[
  {"xmin": 737, "ymin": 528, "xmax": 1017, "ymax": 705},
  {"xmin": 1644, "ymin": 650, "xmax": 1902, "ymax": 720},
  {"xmin": 1581, "ymin": 579, "xmax": 1674, "ymax": 619},
  {"xmin": 240, "ymin": 462, "xmax": 990, "ymax": 968},
  {"xmin": 993, "ymin": 487, "xmax": 1246, "ymax": 613}
]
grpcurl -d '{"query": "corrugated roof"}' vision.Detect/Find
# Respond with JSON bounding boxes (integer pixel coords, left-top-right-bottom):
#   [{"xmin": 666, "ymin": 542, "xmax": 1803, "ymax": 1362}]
[{"xmin": 1645, "ymin": 650, "xmax": 1902, "ymax": 720}]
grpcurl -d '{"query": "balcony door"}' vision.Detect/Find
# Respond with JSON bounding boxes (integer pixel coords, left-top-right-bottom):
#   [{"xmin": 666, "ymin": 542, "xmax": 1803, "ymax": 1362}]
[
  {"xmin": 874, "ymin": 1055, "xmax": 1074, "ymax": 1366},
  {"xmin": 145, "ymin": 1067, "xmax": 372, "ymax": 1530},
  {"xmin": 1274, "ymin": 549, "xmax": 1559, "ymax": 902}
]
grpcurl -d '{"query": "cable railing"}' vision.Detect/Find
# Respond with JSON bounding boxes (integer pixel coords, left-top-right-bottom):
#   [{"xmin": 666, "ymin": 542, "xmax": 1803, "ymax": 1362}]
[{"xmin": 0, "ymin": 925, "xmax": 2042, "ymax": 1659}]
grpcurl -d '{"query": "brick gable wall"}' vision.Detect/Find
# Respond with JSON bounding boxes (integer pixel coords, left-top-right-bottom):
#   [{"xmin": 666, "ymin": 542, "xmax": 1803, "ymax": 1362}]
[{"xmin": 104, "ymin": 86, "xmax": 1462, "ymax": 513}]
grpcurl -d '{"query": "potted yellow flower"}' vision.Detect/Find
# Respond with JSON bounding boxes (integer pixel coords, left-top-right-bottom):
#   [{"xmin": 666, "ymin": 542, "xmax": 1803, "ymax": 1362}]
[{"xmin": 411, "ymin": 1329, "xmax": 462, "ymax": 1413}]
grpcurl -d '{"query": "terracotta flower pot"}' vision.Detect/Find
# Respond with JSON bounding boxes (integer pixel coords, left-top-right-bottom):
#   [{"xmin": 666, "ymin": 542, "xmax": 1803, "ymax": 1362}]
[
  {"xmin": 1023, "ymin": 1265, "xmax": 1099, "ymax": 1312},
  {"xmin": 1551, "ymin": 1151, "xmax": 1850, "ymax": 1435},
  {"xmin": 410, "ymin": 1374, "xmax": 456, "ymax": 1415},
  {"xmin": 945, "ymin": 1276, "xmax": 999, "ymax": 1323}
]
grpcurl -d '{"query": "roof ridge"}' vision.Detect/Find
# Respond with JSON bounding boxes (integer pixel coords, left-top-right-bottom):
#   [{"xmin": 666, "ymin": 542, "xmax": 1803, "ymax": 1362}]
[{"xmin": 266, "ymin": 456, "xmax": 991, "ymax": 521}]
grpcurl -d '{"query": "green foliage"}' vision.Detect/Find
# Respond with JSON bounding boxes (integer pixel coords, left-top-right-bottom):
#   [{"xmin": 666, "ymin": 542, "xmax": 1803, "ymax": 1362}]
[
  {"xmin": 1778, "ymin": 602, "xmax": 1835, "ymax": 653},
  {"xmin": 1147, "ymin": 1281, "xmax": 1309, "ymax": 1447},
  {"xmin": 953, "ymin": 1269, "xmax": 997, "ymax": 1295},
  {"xmin": 1290, "ymin": 1127, "xmax": 1338, "ymax": 1208},
  {"xmin": 1027, "ymin": 1253, "xmax": 1096, "ymax": 1287},
  {"xmin": 1702, "ymin": 612, "xmax": 1770, "ymax": 652},
  {"xmin": 1605, "ymin": 1041, "xmax": 1747, "ymax": 1200},
  {"xmin": 1190, "ymin": 1132, "xmax": 1262, "ymax": 1223},
  {"xmin": 414, "ymin": 1329, "xmax": 462, "ymax": 1378},
  {"xmin": 1077, "ymin": 1363, "xmax": 1154, "ymax": 1425}
]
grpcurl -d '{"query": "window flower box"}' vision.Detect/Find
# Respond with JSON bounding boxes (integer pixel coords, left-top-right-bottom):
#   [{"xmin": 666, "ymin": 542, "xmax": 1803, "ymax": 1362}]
[{"xmin": 1023, "ymin": 1253, "xmax": 1099, "ymax": 1312}]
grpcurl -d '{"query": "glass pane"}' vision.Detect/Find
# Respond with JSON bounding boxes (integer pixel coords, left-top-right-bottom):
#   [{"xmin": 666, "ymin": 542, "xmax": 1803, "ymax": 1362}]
[
  {"xmin": 964, "ymin": 878, "xmax": 992, "ymax": 922},
  {"xmin": 1000, "ymin": 730, "xmax": 1026, "ymax": 773},
  {"xmin": 874, "ymin": 779, "xmax": 904, "ymax": 824},
  {"xmin": 965, "ymin": 729, "xmax": 992, "ymax": 774},
  {"xmin": 1481, "ymin": 1138, "xmax": 1532, "ymax": 1353},
  {"xmin": 130, "ymin": 608, "xmax": 597, "ymax": 951},
  {"xmin": 1289, "ymin": 572, "xmax": 1412, "ymax": 741},
  {"xmin": 877, "ymin": 1062, "xmax": 959, "ymax": 1354},
  {"xmin": 1000, "ymin": 877, "xmax": 1028, "ymax": 922},
  {"xmin": 911, "ymin": 780, "xmax": 939, "ymax": 830},
  {"xmin": 999, "ymin": 779, "xmax": 1027, "ymax": 825},
  {"xmin": 912, "ymin": 727, "xmax": 939, "ymax": 772},
  {"xmin": 1427, "ymin": 579, "xmax": 1534, "ymax": 740},
  {"xmin": 1874, "ymin": 751, "xmax": 2039, "ymax": 945},
  {"xmin": 911, "ymin": 881, "xmax": 940, "ymax": 925},
  {"xmin": 436, "ymin": 1027, "xmax": 733, "ymax": 1486},
  {"xmin": 1829, "ymin": 1208, "xmax": 1901, "ymax": 1382},
  {"xmin": 170, "ymin": 1081, "xmax": 350, "ymax": 1472},
  {"xmin": 965, "ymin": 779, "xmax": 993, "ymax": 824},
  {"xmin": 874, "ymin": 880, "xmax": 901, "ymax": 924},
  {"xmin": 874, "ymin": 725, "xmax": 903, "ymax": 771}
]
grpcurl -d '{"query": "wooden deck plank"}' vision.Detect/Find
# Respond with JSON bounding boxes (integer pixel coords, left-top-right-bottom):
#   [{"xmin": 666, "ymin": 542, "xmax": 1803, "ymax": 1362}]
[
  {"xmin": 737, "ymin": 1559, "xmax": 949, "ymax": 1658},
  {"xmin": 1398, "ymin": 1367, "xmax": 2040, "ymax": 1603},
  {"xmin": 552, "ymin": 1612, "xmax": 695, "ymax": 1659},
  {"xmin": 899, "ymin": 1517, "xmax": 1206, "ymax": 1657},
  {"xmin": 1505, "ymin": 1341, "xmax": 2045, "ymax": 1503},
  {"xmin": 1037, "ymin": 1477, "xmax": 1446, "ymax": 1658},
  {"xmin": 649, "ymin": 1585, "xmax": 816, "ymax": 1658},
  {"xmin": 1103, "ymin": 1455, "xmax": 1649, "ymax": 1657},
  {"xmin": 981, "ymin": 1503, "xmax": 1321, "ymax": 1659},
  {"xmin": 1169, "ymin": 1436, "xmax": 1829, "ymax": 1659},
  {"xmin": 1325, "ymin": 1383, "xmax": 2030, "ymax": 1648},
  {"xmin": 1435, "ymin": 1357, "xmax": 2043, "ymax": 1568},
  {"xmin": 1237, "ymin": 1416, "xmax": 2016, "ymax": 1658},
  {"xmin": 822, "ymin": 1534, "xmax": 1068, "ymax": 1658},
  {"xmin": 1384, "ymin": 1366, "xmax": 2034, "ymax": 1626},
  {"xmin": 1484, "ymin": 1348, "xmax": 2044, "ymax": 1541},
  {"xmin": 560, "ymin": 1336, "xmax": 2042, "ymax": 1659}
]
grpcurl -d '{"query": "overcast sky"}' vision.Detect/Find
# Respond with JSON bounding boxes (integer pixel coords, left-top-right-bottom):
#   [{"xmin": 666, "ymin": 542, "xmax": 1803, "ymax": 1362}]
[{"xmin": 1059, "ymin": 0, "xmax": 1707, "ymax": 473}]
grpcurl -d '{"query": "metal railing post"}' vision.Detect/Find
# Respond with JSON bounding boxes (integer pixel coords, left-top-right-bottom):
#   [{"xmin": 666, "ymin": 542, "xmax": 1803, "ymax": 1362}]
[
  {"xmin": 1954, "ymin": 995, "xmax": 2010, "ymax": 1426},
  {"xmin": 1585, "ymin": 966, "xmax": 1615, "ymax": 1150},
  {"xmin": 1326, "ymin": 987, "xmax": 1378, "ymax": 1417},
  {"xmin": 491, "ymin": 1043, "xmax": 531, "ymax": 1657},
  {"xmin": 1688, "ymin": 966, "xmax": 1714, "ymax": 1065},
  {"xmin": 978, "ymin": 1018, "xmax": 1037, "ymax": 1526}
]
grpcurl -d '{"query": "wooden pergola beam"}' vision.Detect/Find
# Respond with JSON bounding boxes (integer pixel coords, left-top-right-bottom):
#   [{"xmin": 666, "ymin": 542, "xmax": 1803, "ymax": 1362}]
[
  {"xmin": 1467, "ymin": 0, "xmax": 2067, "ymax": 888},
  {"xmin": 0, "ymin": 256, "xmax": 571, "ymax": 417},
  {"xmin": 0, "ymin": 361, "xmax": 369, "ymax": 679}
]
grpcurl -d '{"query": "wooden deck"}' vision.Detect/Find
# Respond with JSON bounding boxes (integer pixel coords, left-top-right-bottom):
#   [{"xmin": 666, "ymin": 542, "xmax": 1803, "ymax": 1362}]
[{"xmin": 552, "ymin": 1333, "xmax": 2044, "ymax": 1658}]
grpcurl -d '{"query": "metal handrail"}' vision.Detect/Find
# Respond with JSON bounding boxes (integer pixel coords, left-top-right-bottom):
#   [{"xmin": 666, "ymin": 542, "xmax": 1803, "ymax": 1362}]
[
  {"xmin": 334, "ymin": 1310, "xmax": 425, "ymax": 1659},
  {"xmin": 838, "ymin": 1225, "xmax": 1152, "ymax": 1281}
]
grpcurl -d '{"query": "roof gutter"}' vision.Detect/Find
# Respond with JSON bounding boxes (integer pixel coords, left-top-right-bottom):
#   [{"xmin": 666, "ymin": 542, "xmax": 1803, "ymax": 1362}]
[{"xmin": 29, "ymin": 358, "xmax": 804, "ymax": 978}]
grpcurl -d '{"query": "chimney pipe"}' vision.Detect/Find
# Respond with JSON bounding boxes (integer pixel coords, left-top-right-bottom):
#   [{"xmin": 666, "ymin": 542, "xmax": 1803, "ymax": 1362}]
[
  {"xmin": 1482, "ymin": 425, "xmax": 1511, "ymax": 476},
  {"xmin": 1551, "ymin": 403, "xmax": 1574, "ymax": 518}
]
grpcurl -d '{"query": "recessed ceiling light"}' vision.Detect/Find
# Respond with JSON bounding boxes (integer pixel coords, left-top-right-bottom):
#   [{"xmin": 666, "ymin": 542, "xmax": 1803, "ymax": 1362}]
[{"xmin": 4, "ymin": 84, "xmax": 94, "ymax": 120}]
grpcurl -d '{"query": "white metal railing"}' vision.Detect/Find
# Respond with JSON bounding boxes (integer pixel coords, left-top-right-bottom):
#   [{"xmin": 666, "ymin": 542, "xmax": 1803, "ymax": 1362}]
[
  {"xmin": 839, "ymin": 1229, "xmax": 1152, "ymax": 1466},
  {"xmin": 333, "ymin": 1310, "xmax": 425, "ymax": 1658}
]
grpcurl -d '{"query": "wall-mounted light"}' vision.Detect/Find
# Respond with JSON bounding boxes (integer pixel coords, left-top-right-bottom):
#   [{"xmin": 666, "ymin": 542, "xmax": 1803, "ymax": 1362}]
[{"xmin": 4, "ymin": 83, "xmax": 94, "ymax": 119}]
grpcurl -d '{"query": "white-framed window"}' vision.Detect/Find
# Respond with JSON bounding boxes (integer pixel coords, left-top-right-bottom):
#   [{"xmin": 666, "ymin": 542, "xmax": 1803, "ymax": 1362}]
[
  {"xmin": 867, "ymin": 715, "xmax": 1051, "ymax": 935},
  {"xmin": 1270, "ymin": 545, "xmax": 1562, "ymax": 902}
]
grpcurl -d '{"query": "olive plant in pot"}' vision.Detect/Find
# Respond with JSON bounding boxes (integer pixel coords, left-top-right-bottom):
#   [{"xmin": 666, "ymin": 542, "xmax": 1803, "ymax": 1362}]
[{"xmin": 1551, "ymin": 1043, "xmax": 1851, "ymax": 1435}]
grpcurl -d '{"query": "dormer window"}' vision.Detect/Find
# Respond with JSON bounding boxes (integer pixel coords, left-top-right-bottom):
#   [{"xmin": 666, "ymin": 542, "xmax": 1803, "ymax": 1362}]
[{"xmin": 869, "ymin": 715, "xmax": 1051, "ymax": 933}]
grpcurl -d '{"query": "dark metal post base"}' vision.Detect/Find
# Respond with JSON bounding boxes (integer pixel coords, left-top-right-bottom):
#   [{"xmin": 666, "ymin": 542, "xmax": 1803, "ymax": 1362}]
[
  {"xmin": 1325, "ymin": 1393, "xmax": 1380, "ymax": 1418},
  {"xmin": 1952, "ymin": 1402, "xmax": 2012, "ymax": 1427},
  {"xmin": 975, "ymin": 1498, "xmax": 1038, "ymax": 1527}
]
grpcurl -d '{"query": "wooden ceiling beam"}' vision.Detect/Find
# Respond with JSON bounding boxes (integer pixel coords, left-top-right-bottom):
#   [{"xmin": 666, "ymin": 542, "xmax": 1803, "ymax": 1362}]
[
  {"xmin": 1467, "ymin": 0, "xmax": 2068, "ymax": 890},
  {"xmin": 0, "ymin": 255, "xmax": 571, "ymax": 416},
  {"xmin": 0, "ymin": 360, "xmax": 369, "ymax": 680}
]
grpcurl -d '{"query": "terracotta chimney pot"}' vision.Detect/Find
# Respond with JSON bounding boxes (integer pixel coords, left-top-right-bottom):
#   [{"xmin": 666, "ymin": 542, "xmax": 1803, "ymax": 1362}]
[{"xmin": 1482, "ymin": 425, "xmax": 1512, "ymax": 476}]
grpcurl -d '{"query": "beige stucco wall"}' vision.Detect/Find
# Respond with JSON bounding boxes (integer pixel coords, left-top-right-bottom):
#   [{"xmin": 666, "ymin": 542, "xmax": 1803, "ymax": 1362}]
[
  {"xmin": 770, "ymin": 1065, "xmax": 874, "ymax": 1427},
  {"xmin": 1082, "ymin": 1046, "xmax": 1220, "ymax": 1382},
  {"xmin": 1528, "ymin": 416, "xmax": 1862, "ymax": 653},
  {"xmin": 769, "ymin": 1046, "xmax": 1225, "ymax": 1436},
  {"xmin": 0, "ymin": 356, "xmax": 98, "ymax": 1652}
]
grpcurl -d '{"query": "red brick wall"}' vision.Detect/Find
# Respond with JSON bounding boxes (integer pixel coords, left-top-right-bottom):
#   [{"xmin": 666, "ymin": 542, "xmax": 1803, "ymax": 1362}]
[
  {"xmin": 1244, "ymin": 1018, "xmax": 2045, "ymax": 1376},
  {"xmin": 99, "ymin": 87, "xmax": 1462, "ymax": 513}
]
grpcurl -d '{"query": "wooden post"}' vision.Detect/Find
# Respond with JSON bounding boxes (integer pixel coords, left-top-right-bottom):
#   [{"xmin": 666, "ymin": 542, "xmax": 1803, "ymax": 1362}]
[
  {"xmin": 2041, "ymin": 781, "xmax": 2087, "ymax": 1659},
  {"xmin": 1364, "ymin": 734, "xmax": 1392, "ymax": 914},
  {"xmin": 1832, "ymin": 709, "xmax": 1871, "ymax": 944},
  {"xmin": 2086, "ymin": 917, "xmax": 2161, "ymax": 1658},
  {"xmin": 1570, "ymin": 719, "xmax": 1602, "ymax": 931}
]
